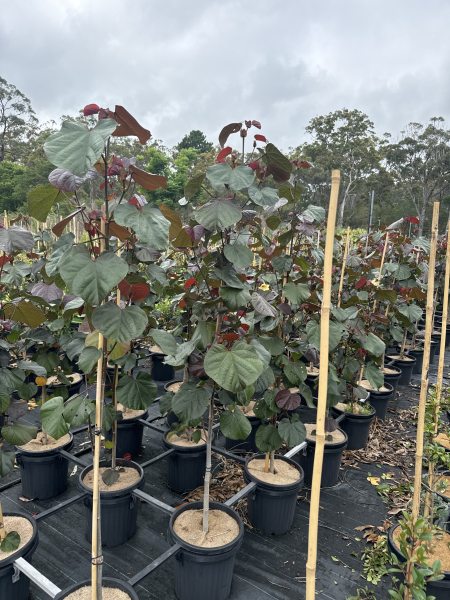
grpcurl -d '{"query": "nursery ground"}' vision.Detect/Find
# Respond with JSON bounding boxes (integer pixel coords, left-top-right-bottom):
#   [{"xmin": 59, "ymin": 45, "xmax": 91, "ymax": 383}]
[{"xmin": 1, "ymin": 353, "xmax": 449, "ymax": 600}]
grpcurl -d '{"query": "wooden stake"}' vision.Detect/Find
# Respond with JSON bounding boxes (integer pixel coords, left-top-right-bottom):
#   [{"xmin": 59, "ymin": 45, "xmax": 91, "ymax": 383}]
[
  {"xmin": 111, "ymin": 247, "xmax": 121, "ymax": 471},
  {"xmin": 337, "ymin": 227, "xmax": 350, "ymax": 308},
  {"xmin": 411, "ymin": 203, "xmax": 439, "ymax": 526},
  {"xmin": 258, "ymin": 227, "xmax": 266, "ymax": 269},
  {"xmin": 436, "ymin": 220, "xmax": 450, "ymax": 404},
  {"xmin": 264, "ymin": 452, "xmax": 270, "ymax": 473},
  {"xmin": 3, "ymin": 210, "xmax": 8, "ymax": 229},
  {"xmin": 0, "ymin": 501, "xmax": 5, "ymax": 541},
  {"xmin": 306, "ymin": 170, "xmax": 340, "ymax": 600},
  {"xmin": 372, "ymin": 232, "xmax": 389, "ymax": 313}
]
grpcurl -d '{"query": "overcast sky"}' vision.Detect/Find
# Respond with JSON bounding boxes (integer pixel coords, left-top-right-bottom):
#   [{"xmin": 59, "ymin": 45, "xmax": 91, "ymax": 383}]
[{"xmin": 2, "ymin": 0, "xmax": 449, "ymax": 151}]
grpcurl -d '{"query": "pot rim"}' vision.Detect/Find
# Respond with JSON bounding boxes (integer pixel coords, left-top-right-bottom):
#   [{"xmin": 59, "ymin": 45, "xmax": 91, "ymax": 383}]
[
  {"xmin": 162, "ymin": 433, "xmax": 207, "ymax": 453},
  {"xmin": 0, "ymin": 512, "xmax": 38, "ymax": 568},
  {"xmin": 305, "ymin": 426, "xmax": 348, "ymax": 448},
  {"xmin": 79, "ymin": 459, "xmax": 144, "ymax": 497},
  {"xmin": 388, "ymin": 523, "xmax": 450, "ymax": 576},
  {"xmin": 54, "ymin": 577, "xmax": 138, "ymax": 600},
  {"xmin": 15, "ymin": 431, "xmax": 74, "ymax": 456},
  {"xmin": 244, "ymin": 453, "xmax": 304, "ymax": 490}
]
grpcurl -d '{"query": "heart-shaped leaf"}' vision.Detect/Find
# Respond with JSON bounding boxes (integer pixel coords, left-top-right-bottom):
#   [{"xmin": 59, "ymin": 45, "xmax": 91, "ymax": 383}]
[
  {"xmin": 172, "ymin": 382, "xmax": 211, "ymax": 422},
  {"xmin": 204, "ymin": 341, "xmax": 264, "ymax": 393},
  {"xmin": 101, "ymin": 468, "xmax": 120, "ymax": 486},
  {"xmin": 28, "ymin": 184, "xmax": 64, "ymax": 221},
  {"xmin": 278, "ymin": 414, "xmax": 306, "ymax": 447},
  {"xmin": 184, "ymin": 173, "xmax": 205, "ymax": 200},
  {"xmin": 116, "ymin": 371, "xmax": 158, "ymax": 410},
  {"xmin": 248, "ymin": 184, "xmax": 279, "ymax": 207},
  {"xmin": 0, "ymin": 450, "xmax": 16, "ymax": 477},
  {"xmin": 31, "ymin": 282, "xmax": 64, "ymax": 303},
  {"xmin": 282, "ymin": 282, "xmax": 310, "ymax": 304},
  {"xmin": 41, "ymin": 396, "xmax": 69, "ymax": 439},
  {"xmin": 0, "ymin": 227, "xmax": 35, "ymax": 253},
  {"xmin": 3, "ymin": 301, "xmax": 46, "ymax": 329},
  {"xmin": 196, "ymin": 197, "xmax": 242, "ymax": 231},
  {"xmin": 255, "ymin": 423, "xmax": 283, "ymax": 453},
  {"xmin": 114, "ymin": 203, "xmax": 169, "ymax": 250},
  {"xmin": 275, "ymin": 389, "xmax": 301, "ymax": 411},
  {"xmin": 2, "ymin": 422, "xmax": 38, "ymax": 446},
  {"xmin": 219, "ymin": 286, "xmax": 251, "ymax": 311},
  {"xmin": 220, "ymin": 408, "xmax": 252, "ymax": 440},
  {"xmin": 223, "ymin": 244, "xmax": 254, "ymax": 268},
  {"xmin": 0, "ymin": 531, "xmax": 20, "ymax": 552},
  {"xmin": 251, "ymin": 292, "xmax": 278, "ymax": 317},
  {"xmin": 92, "ymin": 302, "xmax": 148, "ymax": 343}
]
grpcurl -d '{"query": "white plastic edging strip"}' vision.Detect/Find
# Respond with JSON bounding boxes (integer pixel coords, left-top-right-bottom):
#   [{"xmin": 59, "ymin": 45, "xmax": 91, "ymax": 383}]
[{"xmin": 13, "ymin": 557, "xmax": 61, "ymax": 598}]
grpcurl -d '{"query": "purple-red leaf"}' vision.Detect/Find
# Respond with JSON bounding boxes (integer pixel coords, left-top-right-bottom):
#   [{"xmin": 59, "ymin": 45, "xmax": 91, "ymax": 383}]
[
  {"xmin": 278, "ymin": 303, "xmax": 292, "ymax": 315},
  {"xmin": 84, "ymin": 104, "xmax": 100, "ymax": 116},
  {"xmin": 252, "ymin": 120, "xmax": 262, "ymax": 129},
  {"xmin": 188, "ymin": 353, "xmax": 206, "ymax": 378},
  {"xmin": 185, "ymin": 225, "xmax": 204, "ymax": 242},
  {"xmin": 275, "ymin": 389, "xmax": 301, "ymax": 411}
]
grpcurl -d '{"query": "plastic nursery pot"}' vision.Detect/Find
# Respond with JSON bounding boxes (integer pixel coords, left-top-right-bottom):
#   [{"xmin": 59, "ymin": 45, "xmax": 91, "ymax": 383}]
[
  {"xmin": 0, "ymin": 413, "xmax": 4, "ymax": 427},
  {"xmin": 225, "ymin": 413, "xmax": 261, "ymax": 454},
  {"xmin": 331, "ymin": 405, "xmax": 376, "ymax": 451},
  {"xmin": 79, "ymin": 460, "xmax": 144, "ymax": 547},
  {"xmin": 389, "ymin": 355, "xmax": 417, "ymax": 385},
  {"xmin": 150, "ymin": 351, "xmax": 175, "ymax": 381},
  {"xmin": 382, "ymin": 364, "xmax": 402, "ymax": 397},
  {"xmin": 431, "ymin": 333, "xmax": 442, "ymax": 359},
  {"xmin": 0, "ymin": 513, "xmax": 39, "ymax": 600},
  {"xmin": 388, "ymin": 524, "xmax": 450, "ymax": 600},
  {"xmin": 167, "ymin": 501, "xmax": 244, "ymax": 600},
  {"xmin": 403, "ymin": 346, "xmax": 424, "ymax": 374},
  {"xmin": 418, "ymin": 339, "xmax": 438, "ymax": 364},
  {"xmin": 15, "ymin": 433, "xmax": 74, "ymax": 500},
  {"xmin": 54, "ymin": 577, "xmax": 139, "ymax": 600},
  {"xmin": 163, "ymin": 434, "xmax": 206, "ymax": 494},
  {"xmin": 243, "ymin": 454, "xmax": 304, "ymax": 535},
  {"xmin": 105, "ymin": 408, "xmax": 149, "ymax": 458},
  {"xmin": 304, "ymin": 372, "xmax": 319, "ymax": 396},
  {"xmin": 47, "ymin": 373, "xmax": 84, "ymax": 396},
  {"xmin": 295, "ymin": 428, "xmax": 348, "ymax": 487},
  {"xmin": 365, "ymin": 383, "xmax": 394, "ymax": 421}
]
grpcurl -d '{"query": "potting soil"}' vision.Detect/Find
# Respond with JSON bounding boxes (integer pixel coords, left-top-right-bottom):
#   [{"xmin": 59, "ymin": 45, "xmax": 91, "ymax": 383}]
[
  {"xmin": 0, "ymin": 516, "xmax": 33, "ymax": 559},
  {"xmin": 46, "ymin": 373, "xmax": 82, "ymax": 386},
  {"xmin": 18, "ymin": 431, "xmax": 71, "ymax": 452},
  {"xmin": 393, "ymin": 526, "xmax": 450, "ymax": 571},
  {"xmin": 305, "ymin": 422, "xmax": 346, "ymax": 443},
  {"xmin": 359, "ymin": 380, "xmax": 390, "ymax": 392},
  {"xmin": 82, "ymin": 466, "xmax": 140, "ymax": 492},
  {"xmin": 434, "ymin": 432, "xmax": 450, "ymax": 449},
  {"xmin": 64, "ymin": 587, "xmax": 131, "ymax": 600},
  {"xmin": 173, "ymin": 508, "xmax": 239, "ymax": 547},
  {"xmin": 166, "ymin": 431, "xmax": 206, "ymax": 446},
  {"xmin": 166, "ymin": 382, "xmax": 183, "ymax": 393},
  {"xmin": 117, "ymin": 403, "xmax": 145, "ymax": 420},
  {"xmin": 247, "ymin": 458, "xmax": 300, "ymax": 485}
]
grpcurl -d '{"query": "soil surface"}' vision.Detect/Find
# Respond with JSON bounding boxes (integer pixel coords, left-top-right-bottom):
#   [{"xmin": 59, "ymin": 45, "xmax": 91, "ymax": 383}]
[
  {"xmin": 149, "ymin": 345, "xmax": 163, "ymax": 354},
  {"xmin": 0, "ymin": 516, "xmax": 33, "ymax": 559},
  {"xmin": 173, "ymin": 508, "xmax": 239, "ymax": 548},
  {"xmin": 393, "ymin": 526, "xmax": 450, "ymax": 571},
  {"xmin": 237, "ymin": 401, "xmax": 256, "ymax": 418},
  {"xmin": 382, "ymin": 367, "xmax": 399, "ymax": 374},
  {"xmin": 248, "ymin": 458, "xmax": 300, "ymax": 485},
  {"xmin": 47, "ymin": 373, "xmax": 82, "ymax": 386},
  {"xmin": 431, "ymin": 475, "xmax": 450, "ymax": 498},
  {"xmin": 65, "ymin": 587, "xmax": 131, "ymax": 600},
  {"xmin": 305, "ymin": 422, "xmax": 346, "ymax": 444},
  {"xmin": 18, "ymin": 431, "xmax": 71, "ymax": 452},
  {"xmin": 166, "ymin": 431, "xmax": 206, "ymax": 447},
  {"xmin": 434, "ymin": 432, "xmax": 450, "ymax": 449},
  {"xmin": 166, "ymin": 382, "xmax": 183, "ymax": 393},
  {"xmin": 360, "ymin": 380, "xmax": 390, "ymax": 392},
  {"xmin": 82, "ymin": 466, "xmax": 140, "ymax": 492},
  {"xmin": 118, "ymin": 402, "xmax": 145, "ymax": 420},
  {"xmin": 306, "ymin": 366, "xmax": 320, "ymax": 374},
  {"xmin": 390, "ymin": 355, "xmax": 414, "ymax": 361}
]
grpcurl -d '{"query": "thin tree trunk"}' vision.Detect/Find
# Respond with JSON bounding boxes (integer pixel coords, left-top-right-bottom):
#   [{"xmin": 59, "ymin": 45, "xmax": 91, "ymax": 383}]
[
  {"xmin": 269, "ymin": 450, "xmax": 275, "ymax": 475},
  {"xmin": 202, "ymin": 390, "xmax": 215, "ymax": 533},
  {"xmin": 41, "ymin": 385, "xmax": 48, "ymax": 445}
]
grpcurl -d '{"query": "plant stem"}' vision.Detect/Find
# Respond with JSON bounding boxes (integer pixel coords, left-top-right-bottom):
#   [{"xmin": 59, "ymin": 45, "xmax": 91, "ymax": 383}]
[
  {"xmin": 400, "ymin": 327, "xmax": 408, "ymax": 359},
  {"xmin": 111, "ymin": 365, "xmax": 119, "ymax": 470},
  {"xmin": 202, "ymin": 388, "xmax": 215, "ymax": 534},
  {"xmin": 42, "ymin": 385, "xmax": 47, "ymax": 445},
  {"xmin": 264, "ymin": 452, "xmax": 270, "ymax": 473},
  {"xmin": 269, "ymin": 450, "xmax": 275, "ymax": 475}
]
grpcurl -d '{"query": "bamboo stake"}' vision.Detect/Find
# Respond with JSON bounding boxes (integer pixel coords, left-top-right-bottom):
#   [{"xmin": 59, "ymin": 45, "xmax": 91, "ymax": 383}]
[
  {"xmin": 337, "ymin": 227, "xmax": 350, "ymax": 308},
  {"xmin": 0, "ymin": 502, "xmax": 6, "ymax": 541},
  {"xmin": 3, "ymin": 210, "xmax": 8, "ymax": 229},
  {"xmin": 306, "ymin": 170, "xmax": 340, "ymax": 600},
  {"xmin": 258, "ymin": 227, "xmax": 266, "ymax": 269},
  {"xmin": 411, "ymin": 203, "xmax": 439, "ymax": 526},
  {"xmin": 372, "ymin": 232, "xmax": 389, "ymax": 313},
  {"xmin": 41, "ymin": 385, "xmax": 48, "ymax": 445},
  {"xmin": 111, "ymin": 247, "xmax": 121, "ymax": 471}
]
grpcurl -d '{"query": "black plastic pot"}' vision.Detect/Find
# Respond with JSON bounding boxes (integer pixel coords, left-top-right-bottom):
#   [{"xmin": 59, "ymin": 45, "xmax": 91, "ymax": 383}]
[
  {"xmin": 15, "ymin": 433, "xmax": 74, "ymax": 500},
  {"xmin": 431, "ymin": 333, "xmax": 442, "ymax": 359},
  {"xmin": 390, "ymin": 355, "xmax": 417, "ymax": 385},
  {"xmin": 0, "ymin": 513, "xmax": 38, "ymax": 600},
  {"xmin": 295, "ymin": 429, "xmax": 347, "ymax": 487},
  {"xmin": 405, "ymin": 346, "xmax": 424, "ymax": 374},
  {"xmin": 167, "ymin": 501, "xmax": 244, "ymax": 600},
  {"xmin": 388, "ymin": 524, "xmax": 450, "ymax": 600},
  {"xmin": 0, "ymin": 413, "xmax": 4, "ymax": 427},
  {"xmin": 151, "ymin": 352, "xmax": 175, "ymax": 381},
  {"xmin": 105, "ymin": 408, "xmax": 148, "ymax": 458},
  {"xmin": 331, "ymin": 406, "xmax": 376, "ymax": 450},
  {"xmin": 304, "ymin": 372, "xmax": 319, "ymax": 396},
  {"xmin": 418, "ymin": 339, "xmax": 438, "ymax": 364},
  {"xmin": 54, "ymin": 578, "xmax": 139, "ymax": 600},
  {"xmin": 79, "ymin": 460, "xmax": 144, "ymax": 547},
  {"xmin": 243, "ymin": 454, "xmax": 304, "ymax": 534},
  {"xmin": 225, "ymin": 413, "xmax": 261, "ymax": 454},
  {"xmin": 163, "ymin": 434, "xmax": 206, "ymax": 494},
  {"xmin": 366, "ymin": 383, "xmax": 394, "ymax": 421},
  {"xmin": 47, "ymin": 375, "xmax": 83, "ymax": 396},
  {"xmin": 383, "ymin": 364, "xmax": 402, "ymax": 397}
]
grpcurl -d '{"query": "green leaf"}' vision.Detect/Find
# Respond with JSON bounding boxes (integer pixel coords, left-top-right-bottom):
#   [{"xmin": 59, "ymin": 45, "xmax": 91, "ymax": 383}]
[
  {"xmin": 172, "ymin": 382, "xmax": 210, "ymax": 422},
  {"xmin": 0, "ymin": 449, "xmax": 15, "ymax": 477},
  {"xmin": 63, "ymin": 394, "xmax": 94, "ymax": 427},
  {"xmin": 101, "ymin": 404, "xmax": 120, "ymax": 432},
  {"xmin": 101, "ymin": 468, "xmax": 120, "ymax": 486},
  {"xmin": 364, "ymin": 362, "xmax": 384, "ymax": 390},
  {"xmin": 1, "ymin": 531, "xmax": 20, "ymax": 552},
  {"xmin": 60, "ymin": 250, "xmax": 128, "ymax": 305},
  {"xmin": 35, "ymin": 352, "xmax": 59, "ymax": 373},
  {"xmin": 266, "ymin": 143, "xmax": 293, "ymax": 173},
  {"xmin": 66, "ymin": 338, "xmax": 86, "ymax": 361},
  {"xmin": 28, "ymin": 184, "xmax": 63, "ymax": 222},
  {"xmin": 219, "ymin": 286, "xmax": 251, "ymax": 310},
  {"xmin": 44, "ymin": 118, "xmax": 117, "ymax": 177},
  {"xmin": 362, "ymin": 333, "xmax": 386, "ymax": 357},
  {"xmin": 116, "ymin": 371, "xmax": 158, "ymax": 410},
  {"xmin": 282, "ymin": 282, "xmax": 310, "ymax": 304},
  {"xmin": 266, "ymin": 215, "xmax": 281, "ymax": 230},
  {"xmin": 272, "ymin": 254, "xmax": 293, "ymax": 273},
  {"xmin": 306, "ymin": 321, "xmax": 343, "ymax": 352},
  {"xmin": 184, "ymin": 173, "xmax": 206, "ymax": 200},
  {"xmin": 284, "ymin": 360, "xmax": 307, "ymax": 386},
  {"xmin": 2, "ymin": 423, "xmax": 38, "ymax": 446},
  {"xmin": 223, "ymin": 244, "xmax": 254, "ymax": 268},
  {"xmin": 41, "ymin": 396, "xmax": 69, "ymax": 439},
  {"xmin": 206, "ymin": 163, "xmax": 254, "ymax": 191},
  {"xmin": 78, "ymin": 347, "xmax": 102, "ymax": 374},
  {"xmin": 92, "ymin": 303, "xmax": 147, "ymax": 343},
  {"xmin": 0, "ymin": 393, "xmax": 10, "ymax": 412},
  {"xmin": 196, "ymin": 197, "xmax": 242, "ymax": 231},
  {"xmin": 17, "ymin": 360, "xmax": 47, "ymax": 377},
  {"xmin": 254, "ymin": 368, "xmax": 276, "ymax": 394},
  {"xmin": 255, "ymin": 423, "xmax": 283, "ymax": 453},
  {"xmin": 220, "ymin": 408, "xmax": 252, "ymax": 440},
  {"xmin": 398, "ymin": 304, "xmax": 423, "ymax": 324},
  {"xmin": 375, "ymin": 289, "xmax": 398, "ymax": 304},
  {"xmin": 149, "ymin": 328, "xmax": 178, "ymax": 356},
  {"xmin": 0, "ymin": 368, "xmax": 25, "ymax": 395},
  {"xmin": 393, "ymin": 265, "xmax": 411, "ymax": 281},
  {"xmin": 258, "ymin": 335, "xmax": 286, "ymax": 356},
  {"xmin": 249, "ymin": 339, "xmax": 271, "ymax": 367},
  {"xmin": 146, "ymin": 264, "xmax": 168, "ymax": 286},
  {"xmin": 304, "ymin": 205, "xmax": 326, "ymax": 223},
  {"xmin": 114, "ymin": 203, "xmax": 169, "ymax": 250},
  {"xmin": 112, "ymin": 353, "xmax": 137, "ymax": 372},
  {"xmin": 2, "ymin": 262, "xmax": 32, "ymax": 286},
  {"xmin": 278, "ymin": 414, "xmax": 306, "ymax": 447},
  {"xmin": 46, "ymin": 232, "xmax": 75, "ymax": 277},
  {"xmin": 16, "ymin": 382, "xmax": 37, "ymax": 401},
  {"xmin": 248, "ymin": 185, "xmax": 279, "ymax": 207},
  {"xmin": 204, "ymin": 341, "xmax": 264, "ymax": 393},
  {"xmin": 158, "ymin": 391, "xmax": 174, "ymax": 415},
  {"xmin": 85, "ymin": 331, "xmax": 128, "ymax": 361},
  {"xmin": 213, "ymin": 265, "xmax": 246, "ymax": 289},
  {"xmin": 279, "ymin": 184, "xmax": 302, "ymax": 203}
]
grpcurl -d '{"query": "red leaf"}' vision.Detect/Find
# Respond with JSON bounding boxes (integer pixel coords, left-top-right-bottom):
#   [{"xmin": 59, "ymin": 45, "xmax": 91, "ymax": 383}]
[
  {"xmin": 83, "ymin": 103, "xmax": 100, "ymax": 116},
  {"xmin": 185, "ymin": 225, "xmax": 204, "ymax": 242},
  {"xmin": 254, "ymin": 134, "xmax": 267, "ymax": 142},
  {"xmin": 248, "ymin": 161, "xmax": 260, "ymax": 171},
  {"xmin": 223, "ymin": 333, "xmax": 239, "ymax": 341},
  {"xmin": 108, "ymin": 164, "xmax": 121, "ymax": 176},
  {"xmin": 188, "ymin": 353, "xmax": 206, "ymax": 378},
  {"xmin": 179, "ymin": 299, "xmax": 186, "ymax": 308},
  {"xmin": 409, "ymin": 216, "xmax": 419, "ymax": 224},
  {"xmin": 240, "ymin": 323, "xmax": 249, "ymax": 331},
  {"xmin": 130, "ymin": 283, "xmax": 150, "ymax": 302},
  {"xmin": 0, "ymin": 255, "xmax": 13, "ymax": 267},
  {"xmin": 211, "ymin": 288, "xmax": 219, "ymax": 297},
  {"xmin": 355, "ymin": 277, "xmax": 367, "ymax": 289},
  {"xmin": 245, "ymin": 120, "xmax": 252, "ymax": 128},
  {"xmin": 275, "ymin": 389, "xmax": 301, "ymax": 411},
  {"xmin": 112, "ymin": 156, "xmax": 124, "ymax": 167},
  {"xmin": 217, "ymin": 147, "xmax": 232, "ymax": 162},
  {"xmin": 252, "ymin": 120, "xmax": 262, "ymax": 129},
  {"xmin": 118, "ymin": 280, "xmax": 132, "ymax": 300},
  {"xmin": 123, "ymin": 453, "xmax": 132, "ymax": 461},
  {"xmin": 184, "ymin": 278, "xmax": 196, "ymax": 291}
]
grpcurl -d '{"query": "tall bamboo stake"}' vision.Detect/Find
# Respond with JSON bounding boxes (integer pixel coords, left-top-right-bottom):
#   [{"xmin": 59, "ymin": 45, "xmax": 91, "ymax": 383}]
[
  {"xmin": 337, "ymin": 227, "xmax": 350, "ymax": 308},
  {"xmin": 411, "ymin": 202, "xmax": 439, "ymax": 525},
  {"xmin": 111, "ymin": 248, "xmax": 121, "ymax": 471},
  {"xmin": 372, "ymin": 232, "xmax": 389, "ymax": 313},
  {"xmin": 0, "ymin": 502, "xmax": 6, "ymax": 541},
  {"xmin": 305, "ymin": 170, "xmax": 340, "ymax": 600}
]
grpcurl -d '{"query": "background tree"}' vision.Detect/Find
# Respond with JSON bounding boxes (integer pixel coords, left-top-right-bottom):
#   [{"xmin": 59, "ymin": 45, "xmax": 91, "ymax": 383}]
[
  {"xmin": 177, "ymin": 129, "xmax": 213, "ymax": 154},
  {"xmin": 385, "ymin": 117, "xmax": 450, "ymax": 236},
  {"xmin": 0, "ymin": 76, "xmax": 39, "ymax": 163}
]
